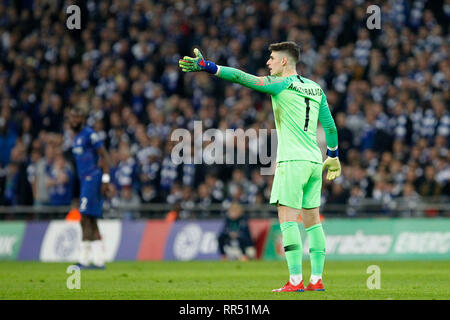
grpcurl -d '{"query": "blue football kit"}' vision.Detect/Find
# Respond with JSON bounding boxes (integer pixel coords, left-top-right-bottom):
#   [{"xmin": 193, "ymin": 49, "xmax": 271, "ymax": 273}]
[{"xmin": 72, "ymin": 127, "xmax": 104, "ymax": 217}]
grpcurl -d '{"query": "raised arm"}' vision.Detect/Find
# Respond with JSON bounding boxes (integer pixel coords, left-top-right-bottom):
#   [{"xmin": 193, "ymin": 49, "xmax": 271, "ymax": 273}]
[
  {"xmin": 216, "ymin": 66, "xmax": 287, "ymax": 95},
  {"xmin": 179, "ymin": 48, "xmax": 287, "ymax": 95}
]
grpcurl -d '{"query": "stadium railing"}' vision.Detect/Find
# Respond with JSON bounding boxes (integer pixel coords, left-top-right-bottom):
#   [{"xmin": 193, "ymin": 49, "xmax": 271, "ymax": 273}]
[{"xmin": 0, "ymin": 197, "xmax": 448, "ymax": 220}]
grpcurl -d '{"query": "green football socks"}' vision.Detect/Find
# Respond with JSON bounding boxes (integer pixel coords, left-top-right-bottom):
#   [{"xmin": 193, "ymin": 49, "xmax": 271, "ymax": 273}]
[
  {"xmin": 306, "ymin": 223, "xmax": 326, "ymax": 276},
  {"xmin": 280, "ymin": 222, "xmax": 303, "ymax": 278}
]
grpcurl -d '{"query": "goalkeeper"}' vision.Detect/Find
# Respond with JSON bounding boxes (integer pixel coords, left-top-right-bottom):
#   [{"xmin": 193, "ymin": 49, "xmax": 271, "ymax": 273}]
[{"xmin": 179, "ymin": 41, "xmax": 340, "ymax": 292}]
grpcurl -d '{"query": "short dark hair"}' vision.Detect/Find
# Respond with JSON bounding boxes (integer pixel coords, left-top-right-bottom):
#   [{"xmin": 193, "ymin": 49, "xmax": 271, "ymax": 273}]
[
  {"xmin": 269, "ymin": 41, "xmax": 300, "ymax": 64},
  {"xmin": 71, "ymin": 105, "xmax": 88, "ymax": 117}
]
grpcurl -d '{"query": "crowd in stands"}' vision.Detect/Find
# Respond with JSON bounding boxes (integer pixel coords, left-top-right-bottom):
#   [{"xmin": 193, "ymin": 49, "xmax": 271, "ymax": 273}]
[{"xmin": 0, "ymin": 0, "xmax": 448, "ymax": 217}]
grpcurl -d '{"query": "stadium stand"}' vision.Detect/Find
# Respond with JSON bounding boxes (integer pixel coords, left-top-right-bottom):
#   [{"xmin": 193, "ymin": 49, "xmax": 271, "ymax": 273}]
[{"xmin": 0, "ymin": 0, "xmax": 448, "ymax": 218}]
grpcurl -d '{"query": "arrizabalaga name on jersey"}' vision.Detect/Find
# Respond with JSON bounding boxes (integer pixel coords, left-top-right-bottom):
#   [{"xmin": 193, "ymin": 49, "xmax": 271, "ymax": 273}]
[{"xmin": 286, "ymin": 83, "xmax": 322, "ymax": 97}]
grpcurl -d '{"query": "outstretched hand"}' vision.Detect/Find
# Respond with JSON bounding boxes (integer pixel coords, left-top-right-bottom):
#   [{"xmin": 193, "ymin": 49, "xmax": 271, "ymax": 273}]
[{"xmin": 179, "ymin": 48, "xmax": 218, "ymax": 74}]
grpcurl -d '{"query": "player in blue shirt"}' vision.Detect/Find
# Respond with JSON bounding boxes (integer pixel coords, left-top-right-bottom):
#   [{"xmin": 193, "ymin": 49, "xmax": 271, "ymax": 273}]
[{"xmin": 70, "ymin": 107, "xmax": 112, "ymax": 269}]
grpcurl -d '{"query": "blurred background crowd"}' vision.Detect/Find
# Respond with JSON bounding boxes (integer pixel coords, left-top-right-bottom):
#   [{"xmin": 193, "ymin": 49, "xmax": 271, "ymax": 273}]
[{"xmin": 0, "ymin": 0, "xmax": 448, "ymax": 218}]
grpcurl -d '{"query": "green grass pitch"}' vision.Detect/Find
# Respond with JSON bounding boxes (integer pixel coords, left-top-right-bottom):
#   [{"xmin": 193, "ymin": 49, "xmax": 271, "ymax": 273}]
[{"xmin": 0, "ymin": 260, "xmax": 448, "ymax": 300}]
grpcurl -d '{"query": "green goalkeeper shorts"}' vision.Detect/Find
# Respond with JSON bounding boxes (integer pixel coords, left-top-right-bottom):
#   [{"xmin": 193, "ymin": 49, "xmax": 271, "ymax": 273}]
[{"xmin": 270, "ymin": 160, "xmax": 322, "ymax": 210}]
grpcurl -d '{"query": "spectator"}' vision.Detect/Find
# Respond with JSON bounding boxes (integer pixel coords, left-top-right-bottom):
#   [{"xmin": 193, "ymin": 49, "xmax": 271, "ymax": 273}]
[
  {"xmin": 327, "ymin": 183, "xmax": 350, "ymax": 206},
  {"xmin": 204, "ymin": 171, "xmax": 225, "ymax": 203},
  {"xmin": 0, "ymin": 0, "xmax": 447, "ymax": 217},
  {"xmin": 347, "ymin": 185, "xmax": 364, "ymax": 217},
  {"xmin": 115, "ymin": 142, "xmax": 138, "ymax": 192},
  {"xmin": 399, "ymin": 182, "xmax": 422, "ymax": 217},
  {"xmin": 179, "ymin": 186, "xmax": 195, "ymax": 219},
  {"xmin": 0, "ymin": 114, "xmax": 17, "ymax": 169},
  {"xmin": 4, "ymin": 141, "xmax": 33, "ymax": 205},
  {"xmin": 1, "ymin": 161, "xmax": 19, "ymax": 206},
  {"xmin": 114, "ymin": 185, "xmax": 141, "ymax": 220},
  {"xmin": 46, "ymin": 155, "xmax": 74, "ymax": 206},
  {"xmin": 335, "ymin": 112, "xmax": 354, "ymax": 162},
  {"xmin": 27, "ymin": 142, "xmax": 49, "ymax": 206},
  {"xmin": 196, "ymin": 183, "xmax": 214, "ymax": 216},
  {"xmin": 218, "ymin": 202, "xmax": 255, "ymax": 261},
  {"xmin": 140, "ymin": 184, "xmax": 161, "ymax": 204},
  {"xmin": 417, "ymin": 165, "xmax": 442, "ymax": 197}
]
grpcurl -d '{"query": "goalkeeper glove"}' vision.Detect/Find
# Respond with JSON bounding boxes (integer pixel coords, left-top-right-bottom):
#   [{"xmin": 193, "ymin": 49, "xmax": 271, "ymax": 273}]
[
  {"xmin": 178, "ymin": 48, "xmax": 218, "ymax": 74},
  {"xmin": 323, "ymin": 148, "xmax": 341, "ymax": 181}
]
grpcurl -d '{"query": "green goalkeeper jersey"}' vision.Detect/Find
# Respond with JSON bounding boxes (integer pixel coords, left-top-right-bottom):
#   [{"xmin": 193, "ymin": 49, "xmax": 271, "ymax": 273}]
[{"xmin": 217, "ymin": 66, "xmax": 338, "ymax": 164}]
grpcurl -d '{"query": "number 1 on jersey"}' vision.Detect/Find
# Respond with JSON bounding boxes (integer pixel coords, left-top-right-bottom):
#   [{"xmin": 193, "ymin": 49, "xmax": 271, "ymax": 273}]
[{"xmin": 304, "ymin": 97, "xmax": 310, "ymax": 131}]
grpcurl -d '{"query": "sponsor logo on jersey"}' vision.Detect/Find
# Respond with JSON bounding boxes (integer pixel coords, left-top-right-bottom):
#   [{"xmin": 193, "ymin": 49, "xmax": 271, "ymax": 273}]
[{"xmin": 72, "ymin": 146, "xmax": 84, "ymax": 154}]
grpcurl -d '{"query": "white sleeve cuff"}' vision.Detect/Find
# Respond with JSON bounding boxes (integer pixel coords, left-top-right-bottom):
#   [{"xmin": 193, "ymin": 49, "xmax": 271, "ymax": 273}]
[
  {"xmin": 215, "ymin": 65, "xmax": 221, "ymax": 76},
  {"xmin": 102, "ymin": 173, "xmax": 111, "ymax": 184}
]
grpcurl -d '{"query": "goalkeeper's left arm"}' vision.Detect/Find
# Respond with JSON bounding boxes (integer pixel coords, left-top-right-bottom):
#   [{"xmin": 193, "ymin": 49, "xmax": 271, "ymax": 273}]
[
  {"xmin": 319, "ymin": 93, "xmax": 341, "ymax": 181},
  {"xmin": 179, "ymin": 48, "xmax": 287, "ymax": 95}
]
